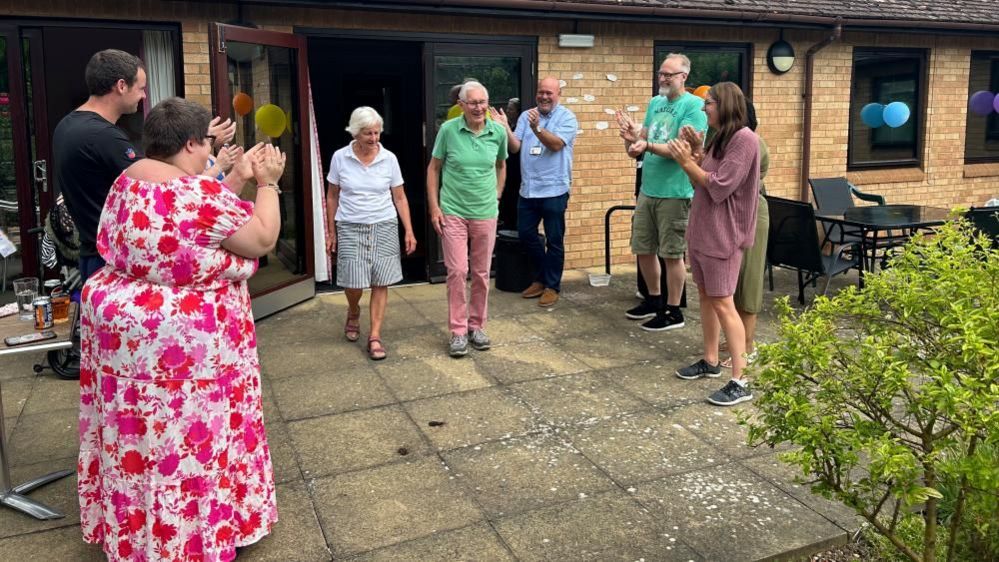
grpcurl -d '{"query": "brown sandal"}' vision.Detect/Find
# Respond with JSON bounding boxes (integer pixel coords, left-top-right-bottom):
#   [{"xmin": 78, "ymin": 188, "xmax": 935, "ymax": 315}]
[
  {"xmin": 367, "ymin": 337, "xmax": 387, "ymax": 361},
  {"xmin": 344, "ymin": 308, "xmax": 361, "ymax": 342}
]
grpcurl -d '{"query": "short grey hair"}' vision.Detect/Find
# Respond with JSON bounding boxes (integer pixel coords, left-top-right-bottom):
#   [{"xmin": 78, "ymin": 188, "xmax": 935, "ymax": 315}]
[
  {"xmin": 345, "ymin": 106, "xmax": 383, "ymax": 137},
  {"xmin": 665, "ymin": 53, "xmax": 691, "ymax": 74},
  {"xmin": 459, "ymin": 81, "xmax": 489, "ymax": 102}
]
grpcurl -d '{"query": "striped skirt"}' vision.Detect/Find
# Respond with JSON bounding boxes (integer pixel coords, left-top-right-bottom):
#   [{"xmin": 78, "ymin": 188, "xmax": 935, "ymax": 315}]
[{"xmin": 336, "ymin": 219, "xmax": 403, "ymax": 289}]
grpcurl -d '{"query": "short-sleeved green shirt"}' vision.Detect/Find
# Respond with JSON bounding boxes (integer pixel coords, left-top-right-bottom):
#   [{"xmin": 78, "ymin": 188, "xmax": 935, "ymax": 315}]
[
  {"xmin": 432, "ymin": 117, "xmax": 508, "ymax": 219},
  {"xmin": 640, "ymin": 93, "xmax": 708, "ymax": 199}
]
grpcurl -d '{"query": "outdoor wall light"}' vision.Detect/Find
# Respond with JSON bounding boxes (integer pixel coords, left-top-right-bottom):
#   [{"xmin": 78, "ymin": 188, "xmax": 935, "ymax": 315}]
[
  {"xmin": 766, "ymin": 35, "xmax": 795, "ymax": 74},
  {"xmin": 558, "ymin": 34, "xmax": 595, "ymax": 48}
]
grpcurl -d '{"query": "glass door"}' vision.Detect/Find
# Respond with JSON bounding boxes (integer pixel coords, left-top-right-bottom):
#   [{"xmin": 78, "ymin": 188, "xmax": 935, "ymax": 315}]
[
  {"xmin": 423, "ymin": 42, "xmax": 534, "ymax": 280},
  {"xmin": 210, "ymin": 23, "xmax": 314, "ymax": 319}
]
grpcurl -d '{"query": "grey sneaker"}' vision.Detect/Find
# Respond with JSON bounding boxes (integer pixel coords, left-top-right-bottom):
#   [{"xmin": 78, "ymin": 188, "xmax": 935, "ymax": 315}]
[
  {"xmin": 469, "ymin": 329, "xmax": 491, "ymax": 351},
  {"xmin": 449, "ymin": 333, "xmax": 469, "ymax": 357},
  {"xmin": 707, "ymin": 380, "xmax": 754, "ymax": 406},
  {"xmin": 676, "ymin": 358, "xmax": 722, "ymax": 380}
]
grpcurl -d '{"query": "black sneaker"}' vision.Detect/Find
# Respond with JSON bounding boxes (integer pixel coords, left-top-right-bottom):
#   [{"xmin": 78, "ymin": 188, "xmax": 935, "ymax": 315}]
[
  {"xmin": 641, "ymin": 307, "xmax": 685, "ymax": 332},
  {"xmin": 676, "ymin": 359, "xmax": 722, "ymax": 379},
  {"xmin": 707, "ymin": 380, "xmax": 754, "ymax": 406},
  {"xmin": 625, "ymin": 299, "xmax": 658, "ymax": 320}
]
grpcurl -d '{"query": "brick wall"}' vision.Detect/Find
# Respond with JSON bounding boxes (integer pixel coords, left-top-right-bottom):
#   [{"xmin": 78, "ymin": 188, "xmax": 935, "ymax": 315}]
[{"xmin": 9, "ymin": 0, "xmax": 999, "ymax": 269}]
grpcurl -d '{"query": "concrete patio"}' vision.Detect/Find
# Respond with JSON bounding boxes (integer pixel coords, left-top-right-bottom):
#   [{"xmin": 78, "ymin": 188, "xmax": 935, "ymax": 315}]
[{"xmin": 0, "ymin": 266, "xmax": 863, "ymax": 561}]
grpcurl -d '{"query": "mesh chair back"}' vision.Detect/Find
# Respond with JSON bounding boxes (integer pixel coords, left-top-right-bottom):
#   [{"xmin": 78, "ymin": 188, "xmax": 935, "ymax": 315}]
[
  {"xmin": 808, "ymin": 177, "xmax": 855, "ymax": 214},
  {"xmin": 766, "ymin": 196, "xmax": 825, "ymax": 274}
]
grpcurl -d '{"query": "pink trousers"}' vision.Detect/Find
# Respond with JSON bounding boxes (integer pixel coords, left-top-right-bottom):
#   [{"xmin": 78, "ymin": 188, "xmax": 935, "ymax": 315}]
[{"xmin": 442, "ymin": 215, "xmax": 497, "ymax": 336}]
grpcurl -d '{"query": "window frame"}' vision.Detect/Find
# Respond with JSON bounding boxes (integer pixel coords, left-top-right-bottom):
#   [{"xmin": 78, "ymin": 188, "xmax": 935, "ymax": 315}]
[
  {"xmin": 964, "ymin": 50, "xmax": 999, "ymax": 164},
  {"xmin": 652, "ymin": 41, "xmax": 753, "ymax": 97},
  {"xmin": 847, "ymin": 47, "xmax": 928, "ymax": 170}
]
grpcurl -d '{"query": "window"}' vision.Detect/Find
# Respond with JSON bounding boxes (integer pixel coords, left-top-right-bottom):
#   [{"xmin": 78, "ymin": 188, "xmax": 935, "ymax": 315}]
[
  {"xmin": 653, "ymin": 42, "xmax": 752, "ymax": 96},
  {"xmin": 965, "ymin": 51, "xmax": 999, "ymax": 163},
  {"xmin": 849, "ymin": 48, "xmax": 927, "ymax": 169}
]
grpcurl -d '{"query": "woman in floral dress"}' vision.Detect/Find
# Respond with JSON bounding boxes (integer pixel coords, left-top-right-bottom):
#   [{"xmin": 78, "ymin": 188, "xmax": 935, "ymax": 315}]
[{"xmin": 78, "ymin": 97, "xmax": 286, "ymax": 561}]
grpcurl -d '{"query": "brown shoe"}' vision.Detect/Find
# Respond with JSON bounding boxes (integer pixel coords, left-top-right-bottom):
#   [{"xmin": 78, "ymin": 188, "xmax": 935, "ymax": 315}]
[
  {"xmin": 521, "ymin": 282, "xmax": 545, "ymax": 299},
  {"xmin": 539, "ymin": 288, "xmax": 559, "ymax": 307}
]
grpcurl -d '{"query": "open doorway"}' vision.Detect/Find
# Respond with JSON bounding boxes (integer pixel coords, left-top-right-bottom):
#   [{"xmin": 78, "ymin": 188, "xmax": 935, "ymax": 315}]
[{"xmin": 307, "ymin": 37, "xmax": 427, "ymax": 283}]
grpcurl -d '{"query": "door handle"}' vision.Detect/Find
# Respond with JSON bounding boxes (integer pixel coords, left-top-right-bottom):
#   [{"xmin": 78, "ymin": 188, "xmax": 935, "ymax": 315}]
[{"xmin": 33, "ymin": 160, "xmax": 47, "ymax": 193}]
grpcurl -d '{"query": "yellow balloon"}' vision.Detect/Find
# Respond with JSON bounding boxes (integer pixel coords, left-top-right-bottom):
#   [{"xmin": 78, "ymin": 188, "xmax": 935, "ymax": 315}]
[
  {"xmin": 255, "ymin": 104, "xmax": 286, "ymax": 138},
  {"xmin": 285, "ymin": 110, "xmax": 293, "ymax": 134}
]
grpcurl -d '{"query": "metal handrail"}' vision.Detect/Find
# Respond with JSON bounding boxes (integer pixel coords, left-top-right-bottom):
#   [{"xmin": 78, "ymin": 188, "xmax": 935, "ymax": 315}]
[{"xmin": 604, "ymin": 204, "xmax": 635, "ymax": 275}]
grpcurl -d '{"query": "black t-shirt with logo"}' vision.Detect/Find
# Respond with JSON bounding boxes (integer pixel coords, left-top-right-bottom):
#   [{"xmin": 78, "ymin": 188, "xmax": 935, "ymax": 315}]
[{"xmin": 53, "ymin": 111, "xmax": 142, "ymax": 258}]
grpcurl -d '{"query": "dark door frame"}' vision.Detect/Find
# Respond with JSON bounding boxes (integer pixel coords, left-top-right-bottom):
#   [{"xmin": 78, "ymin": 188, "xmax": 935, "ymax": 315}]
[
  {"xmin": 295, "ymin": 27, "xmax": 537, "ymax": 281},
  {"xmin": 209, "ymin": 23, "xmax": 315, "ymax": 305}
]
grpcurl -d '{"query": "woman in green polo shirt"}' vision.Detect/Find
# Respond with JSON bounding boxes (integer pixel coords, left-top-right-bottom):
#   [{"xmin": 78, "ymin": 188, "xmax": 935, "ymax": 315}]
[{"xmin": 426, "ymin": 81, "xmax": 508, "ymax": 358}]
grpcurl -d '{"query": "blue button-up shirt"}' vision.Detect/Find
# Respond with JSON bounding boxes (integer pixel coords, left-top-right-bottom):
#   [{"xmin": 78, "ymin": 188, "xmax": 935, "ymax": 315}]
[{"xmin": 514, "ymin": 103, "xmax": 578, "ymax": 198}]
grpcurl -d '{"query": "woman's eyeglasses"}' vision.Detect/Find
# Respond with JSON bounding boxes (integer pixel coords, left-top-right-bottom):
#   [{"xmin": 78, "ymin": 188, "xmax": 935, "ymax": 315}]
[
  {"xmin": 703, "ymin": 99, "xmax": 717, "ymax": 106},
  {"xmin": 204, "ymin": 134, "xmax": 217, "ymax": 145}
]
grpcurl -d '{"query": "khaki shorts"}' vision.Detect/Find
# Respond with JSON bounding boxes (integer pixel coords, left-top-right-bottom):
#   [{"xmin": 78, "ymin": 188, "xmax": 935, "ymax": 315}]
[{"xmin": 631, "ymin": 194, "xmax": 690, "ymax": 259}]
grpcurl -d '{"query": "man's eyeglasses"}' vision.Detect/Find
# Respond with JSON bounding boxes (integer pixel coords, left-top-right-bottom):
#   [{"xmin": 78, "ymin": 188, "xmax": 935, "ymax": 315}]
[
  {"xmin": 204, "ymin": 134, "xmax": 217, "ymax": 145},
  {"xmin": 658, "ymin": 71, "xmax": 686, "ymax": 79},
  {"xmin": 462, "ymin": 100, "xmax": 489, "ymax": 108}
]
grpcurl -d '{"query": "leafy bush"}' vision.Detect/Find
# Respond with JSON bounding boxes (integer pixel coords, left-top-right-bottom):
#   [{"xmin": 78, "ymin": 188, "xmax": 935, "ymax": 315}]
[{"xmin": 745, "ymin": 219, "xmax": 999, "ymax": 562}]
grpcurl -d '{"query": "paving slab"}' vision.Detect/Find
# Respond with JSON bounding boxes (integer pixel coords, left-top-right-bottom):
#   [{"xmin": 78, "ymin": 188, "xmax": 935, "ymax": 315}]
[
  {"xmin": 21, "ymin": 376, "xmax": 79, "ymax": 416},
  {"xmin": 474, "ymin": 340, "xmax": 590, "ymax": 384},
  {"xmin": 0, "ymin": 377, "xmax": 33, "ymax": 420},
  {"xmin": 345, "ymin": 523, "xmax": 513, "ymax": 561},
  {"xmin": 261, "ymin": 418, "xmax": 303, "ymax": 485},
  {"xmin": 289, "ymin": 405, "xmax": 430, "ymax": 478},
  {"xmin": 259, "ymin": 339, "xmax": 372, "ymax": 379},
  {"xmin": 558, "ymin": 329, "xmax": 665, "ymax": 370},
  {"xmin": 269, "ymin": 364, "xmax": 394, "ymax": 420},
  {"xmin": 678, "ymin": 401, "xmax": 776, "ymax": 460},
  {"xmin": 374, "ymin": 353, "xmax": 494, "ymax": 401},
  {"xmin": 443, "ymin": 434, "xmax": 617, "ymax": 517},
  {"xmin": 599, "ymin": 360, "xmax": 722, "ymax": 408},
  {"xmin": 404, "ymin": 387, "xmax": 539, "ymax": 450},
  {"xmin": 313, "ymin": 456, "xmax": 484, "ymax": 557},
  {"xmin": 7, "ymin": 408, "xmax": 78, "ymax": 466},
  {"xmin": 493, "ymin": 489, "xmax": 702, "ymax": 561},
  {"xmin": 566, "ymin": 408, "xmax": 728, "ymax": 486},
  {"xmin": 633, "ymin": 462, "xmax": 847, "ymax": 561},
  {"xmin": 236, "ymin": 480, "xmax": 331, "ymax": 562},
  {"xmin": 507, "ymin": 372, "xmax": 648, "ymax": 426},
  {"xmin": 375, "ymin": 324, "xmax": 450, "ymax": 359},
  {"xmin": 0, "ymin": 525, "xmax": 104, "ymax": 561}
]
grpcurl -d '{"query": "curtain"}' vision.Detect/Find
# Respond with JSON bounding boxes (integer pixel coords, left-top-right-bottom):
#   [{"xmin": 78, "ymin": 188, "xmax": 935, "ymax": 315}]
[{"xmin": 142, "ymin": 31, "xmax": 176, "ymax": 107}]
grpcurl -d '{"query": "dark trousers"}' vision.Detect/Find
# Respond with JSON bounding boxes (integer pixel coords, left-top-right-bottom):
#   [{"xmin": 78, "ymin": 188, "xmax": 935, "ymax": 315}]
[
  {"xmin": 79, "ymin": 255, "xmax": 106, "ymax": 282},
  {"xmin": 518, "ymin": 193, "xmax": 568, "ymax": 292}
]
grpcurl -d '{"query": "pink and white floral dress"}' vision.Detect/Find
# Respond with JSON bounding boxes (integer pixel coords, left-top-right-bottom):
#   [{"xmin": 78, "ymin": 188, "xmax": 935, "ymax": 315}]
[{"xmin": 79, "ymin": 173, "xmax": 277, "ymax": 561}]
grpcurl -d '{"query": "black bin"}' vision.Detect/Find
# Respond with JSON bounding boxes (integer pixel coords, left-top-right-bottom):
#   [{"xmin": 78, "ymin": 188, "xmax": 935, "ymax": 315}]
[{"xmin": 493, "ymin": 230, "xmax": 543, "ymax": 292}]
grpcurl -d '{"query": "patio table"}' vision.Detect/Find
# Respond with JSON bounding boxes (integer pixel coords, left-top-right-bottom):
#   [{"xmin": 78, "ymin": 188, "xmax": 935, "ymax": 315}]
[
  {"xmin": 815, "ymin": 204, "xmax": 951, "ymax": 285},
  {"xmin": 0, "ymin": 303, "xmax": 77, "ymax": 519}
]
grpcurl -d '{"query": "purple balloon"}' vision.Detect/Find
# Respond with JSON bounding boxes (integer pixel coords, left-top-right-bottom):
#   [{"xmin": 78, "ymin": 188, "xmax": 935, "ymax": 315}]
[
  {"xmin": 970, "ymin": 90, "xmax": 995, "ymax": 116},
  {"xmin": 994, "ymin": 93, "xmax": 999, "ymax": 114}
]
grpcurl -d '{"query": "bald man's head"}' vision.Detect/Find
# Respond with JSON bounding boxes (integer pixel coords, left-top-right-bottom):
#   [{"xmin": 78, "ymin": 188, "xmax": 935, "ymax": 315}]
[{"xmin": 536, "ymin": 77, "xmax": 561, "ymax": 115}]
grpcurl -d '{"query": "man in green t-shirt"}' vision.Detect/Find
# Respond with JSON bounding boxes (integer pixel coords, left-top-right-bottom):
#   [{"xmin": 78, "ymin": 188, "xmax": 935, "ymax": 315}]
[
  {"xmin": 616, "ymin": 53, "xmax": 708, "ymax": 332},
  {"xmin": 427, "ymin": 81, "xmax": 508, "ymax": 358}
]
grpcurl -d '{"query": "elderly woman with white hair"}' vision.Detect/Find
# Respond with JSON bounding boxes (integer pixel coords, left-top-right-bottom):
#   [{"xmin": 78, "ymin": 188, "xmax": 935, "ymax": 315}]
[
  {"xmin": 326, "ymin": 106, "xmax": 416, "ymax": 360},
  {"xmin": 427, "ymin": 81, "xmax": 508, "ymax": 358}
]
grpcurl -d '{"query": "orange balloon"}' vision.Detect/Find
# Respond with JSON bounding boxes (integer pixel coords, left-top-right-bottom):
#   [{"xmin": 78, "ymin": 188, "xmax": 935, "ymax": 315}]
[
  {"xmin": 693, "ymin": 85, "xmax": 711, "ymax": 99},
  {"xmin": 232, "ymin": 92, "xmax": 254, "ymax": 117}
]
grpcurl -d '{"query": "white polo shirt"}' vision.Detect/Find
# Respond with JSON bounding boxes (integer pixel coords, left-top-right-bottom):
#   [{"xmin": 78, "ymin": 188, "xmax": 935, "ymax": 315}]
[{"xmin": 326, "ymin": 141, "xmax": 404, "ymax": 224}]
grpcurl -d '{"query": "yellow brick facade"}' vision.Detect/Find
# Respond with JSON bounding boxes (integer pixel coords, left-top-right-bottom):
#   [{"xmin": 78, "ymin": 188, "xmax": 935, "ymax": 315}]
[{"xmin": 7, "ymin": 1, "xmax": 999, "ymax": 269}]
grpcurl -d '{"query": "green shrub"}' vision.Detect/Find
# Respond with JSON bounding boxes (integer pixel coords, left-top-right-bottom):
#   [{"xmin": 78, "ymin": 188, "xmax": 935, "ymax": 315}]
[{"xmin": 745, "ymin": 219, "xmax": 999, "ymax": 562}]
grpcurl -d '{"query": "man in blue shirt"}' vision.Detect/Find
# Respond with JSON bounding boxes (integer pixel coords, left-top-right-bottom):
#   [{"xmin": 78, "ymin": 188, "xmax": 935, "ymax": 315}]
[{"xmin": 495, "ymin": 77, "xmax": 578, "ymax": 307}]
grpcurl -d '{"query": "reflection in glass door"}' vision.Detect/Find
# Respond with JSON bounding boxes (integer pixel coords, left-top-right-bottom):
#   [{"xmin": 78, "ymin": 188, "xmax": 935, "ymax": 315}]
[
  {"xmin": 210, "ymin": 24, "xmax": 313, "ymax": 318},
  {"xmin": 424, "ymin": 43, "xmax": 534, "ymax": 280}
]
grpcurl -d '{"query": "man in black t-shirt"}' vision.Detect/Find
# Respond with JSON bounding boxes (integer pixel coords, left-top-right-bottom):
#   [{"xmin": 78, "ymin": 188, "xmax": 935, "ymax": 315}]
[{"xmin": 53, "ymin": 49, "xmax": 146, "ymax": 281}]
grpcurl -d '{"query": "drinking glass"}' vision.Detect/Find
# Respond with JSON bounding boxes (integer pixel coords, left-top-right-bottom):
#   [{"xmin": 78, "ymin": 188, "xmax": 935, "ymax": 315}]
[{"xmin": 12, "ymin": 277, "xmax": 39, "ymax": 321}]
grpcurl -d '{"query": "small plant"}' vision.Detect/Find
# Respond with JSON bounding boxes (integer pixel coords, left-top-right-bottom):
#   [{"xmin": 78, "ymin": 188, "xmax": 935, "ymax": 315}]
[{"xmin": 745, "ymin": 219, "xmax": 999, "ymax": 562}]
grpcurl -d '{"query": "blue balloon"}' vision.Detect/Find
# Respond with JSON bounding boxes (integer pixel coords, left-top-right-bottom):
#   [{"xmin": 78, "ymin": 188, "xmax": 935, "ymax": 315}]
[
  {"xmin": 860, "ymin": 103, "xmax": 884, "ymax": 128},
  {"xmin": 883, "ymin": 101, "xmax": 910, "ymax": 128}
]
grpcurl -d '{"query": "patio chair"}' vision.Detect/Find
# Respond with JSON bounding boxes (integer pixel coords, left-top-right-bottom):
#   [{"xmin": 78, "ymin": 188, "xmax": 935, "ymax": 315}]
[
  {"xmin": 808, "ymin": 177, "xmax": 887, "ymax": 246},
  {"xmin": 966, "ymin": 207, "xmax": 999, "ymax": 248},
  {"xmin": 766, "ymin": 195, "xmax": 860, "ymax": 304}
]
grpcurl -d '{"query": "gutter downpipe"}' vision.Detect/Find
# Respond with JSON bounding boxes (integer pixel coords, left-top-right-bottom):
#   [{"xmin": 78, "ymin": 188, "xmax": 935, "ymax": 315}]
[{"xmin": 800, "ymin": 21, "xmax": 842, "ymax": 202}]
